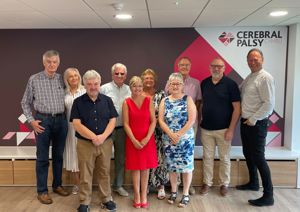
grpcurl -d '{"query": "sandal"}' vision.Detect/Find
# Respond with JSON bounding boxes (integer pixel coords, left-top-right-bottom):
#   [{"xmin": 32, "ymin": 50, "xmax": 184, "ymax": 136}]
[
  {"xmin": 178, "ymin": 195, "xmax": 190, "ymax": 208},
  {"xmin": 133, "ymin": 201, "xmax": 141, "ymax": 209},
  {"xmin": 157, "ymin": 188, "xmax": 166, "ymax": 200},
  {"xmin": 167, "ymin": 192, "xmax": 177, "ymax": 204},
  {"xmin": 141, "ymin": 202, "xmax": 149, "ymax": 209}
]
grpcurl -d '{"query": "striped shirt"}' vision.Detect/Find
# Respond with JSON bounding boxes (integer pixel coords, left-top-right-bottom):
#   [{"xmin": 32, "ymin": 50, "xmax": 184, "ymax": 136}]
[{"xmin": 21, "ymin": 71, "xmax": 65, "ymax": 122}]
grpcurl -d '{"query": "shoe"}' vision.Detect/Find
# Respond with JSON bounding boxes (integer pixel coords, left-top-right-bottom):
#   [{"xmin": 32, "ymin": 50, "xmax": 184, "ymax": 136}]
[
  {"xmin": 220, "ymin": 185, "xmax": 229, "ymax": 197},
  {"xmin": 77, "ymin": 204, "xmax": 90, "ymax": 212},
  {"xmin": 200, "ymin": 184, "xmax": 210, "ymax": 195},
  {"xmin": 248, "ymin": 196, "xmax": 274, "ymax": 206},
  {"xmin": 72, "ymin": 185, "xmax": 79, "ymax": 195},
  {"xmin": 37, "ymin": 193, "xmax": 53, "ymax": 204},
  {"xmin": 141, "ymin": 202, "xmax": 149, "ymax": 209},
  {"xmin": 168, "ymin": 192, "xmax": 177, "ymax": 204},
  {"xmin": 157, "ymin": 188, "xmax": 166, "ymax": 200},
  {"xmin": 113, "ymin": 187, "xmax": 129, "ymax": 197},
  {"xmin": 53, "ymin": 186, "xmax": 70, "ymax": 196},
  {"xmin": 101, "ymin": 200, "xmax": 117, "ymax": 211},
  {"xmin": 189, "ymin": 186, "xmax": 196, "ymax": 195},
  {"xmin": 178, "ymin": 195, "xmax": 190, "ymax": 208},
  {"xmin": 133, "ymin": 201, "xmax": 141, "ymax": 209},
  {"xmin": 236, "ymin": 183, "xmax": 259, "ymax": 191}
]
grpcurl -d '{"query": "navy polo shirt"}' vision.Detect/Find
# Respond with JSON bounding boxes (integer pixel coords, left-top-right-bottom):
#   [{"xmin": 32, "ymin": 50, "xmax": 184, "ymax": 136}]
[
  {"xmin": 70, "ymin": 93, "xmax": 118, "ymax": 141},
  {"xmin": 200, "ymin": 76, "xmax": 240, "ymax": 130}
]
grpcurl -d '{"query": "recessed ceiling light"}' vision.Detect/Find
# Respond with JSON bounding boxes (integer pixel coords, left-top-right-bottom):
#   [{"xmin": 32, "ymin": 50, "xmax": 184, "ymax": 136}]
[
  {"xmin": 269, "ymin": 11, "xmax": 288, "ymax": 17},
  {"xmin": 114, "ymin": 14, "xmax": 133, "ymax": 20}
]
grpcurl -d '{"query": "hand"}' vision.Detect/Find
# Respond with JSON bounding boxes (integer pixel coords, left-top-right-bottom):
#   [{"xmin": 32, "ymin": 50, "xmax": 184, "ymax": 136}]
[
  {"xmin": 169, "ymin": 132, "xmax": 180, "ymax": 145},
  {"xmin": 132, "ymin": 139, "xmax": 143, "ymax": 150},
  {"xmin": 224, "ymin": 129, "xmax": 233, "ymax": 142},
  {"xmin": 140, "ymin": 137, "xmax": 149, "ymax": 147},
  {"xmin": 92, "ymin": 134, "xmax": 106, "ymax": 146},
  {"xmin": 243, "ymin": 119, "xmax": 254, "ymax": 126},
  {"xmin": 30, "ymin": 120, "xmax": 45, "ymax": 134}
]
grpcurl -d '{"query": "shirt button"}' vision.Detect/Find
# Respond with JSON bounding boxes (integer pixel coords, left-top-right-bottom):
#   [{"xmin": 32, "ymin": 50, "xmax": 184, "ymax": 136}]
[
  {"xmin": 94, "ymin": 110, "xmax": 96, "ymax": 113},
  {"xmin": 95, "ymin": 118, "xmax": 97, "ymax": 121},
  {"xmin": 96, "ymin": 127, "xmax": 98, "ymax": 129}
]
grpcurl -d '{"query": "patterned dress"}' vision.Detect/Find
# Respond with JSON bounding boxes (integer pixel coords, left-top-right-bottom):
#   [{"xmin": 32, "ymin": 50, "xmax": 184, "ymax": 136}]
[
  {"xmin": 148, "ymin": 90, "xmax": 169, "ymax": 188},
  {"xmin": 162, "ymin": 95, "xmax": 194, "ymax": 172}
]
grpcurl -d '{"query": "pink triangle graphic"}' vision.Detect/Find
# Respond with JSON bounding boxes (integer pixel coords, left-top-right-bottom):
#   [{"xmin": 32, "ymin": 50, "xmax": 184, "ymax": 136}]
[
  {"xmin": 268, "ymin": 123, "xmax": 280, "ymax": 132},
  {"xmin": 267, "ymin": 133, "xmax": 282, "ymax": 147},
  {"xmin": 26, "ymin": 131, "xmax": 36, "ymax": 139},
  {"xmin": 19, "ymin": 123, "xmax": 31, "ymax": 132}
]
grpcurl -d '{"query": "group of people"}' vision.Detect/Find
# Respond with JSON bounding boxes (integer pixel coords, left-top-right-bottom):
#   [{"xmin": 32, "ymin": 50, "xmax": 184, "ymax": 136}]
[{"xmin": 21, "ymin": 48, "xmax": 275, "ymax": 211}]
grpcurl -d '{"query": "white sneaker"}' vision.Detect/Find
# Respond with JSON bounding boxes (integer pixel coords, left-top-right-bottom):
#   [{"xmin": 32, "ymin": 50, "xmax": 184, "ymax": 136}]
[
  {"xmin": 113, "ymin": 187, "xmax": 129, "ymax": 197},
  {"xmin": 72, "ymin": 185, "xmax": 79, "ymax": 195}
]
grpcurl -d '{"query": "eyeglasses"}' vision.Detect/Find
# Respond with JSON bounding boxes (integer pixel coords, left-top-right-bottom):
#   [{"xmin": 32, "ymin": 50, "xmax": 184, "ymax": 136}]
[
  {"xmin": 210, "ymin": 64, "xmax": 224, "ymax": 69},
  {"xmin": 170, "ymin": 83, "xmax": 183, "ymax": 87},
  {"xmin": 114, "ymin": 72, "xmax": 125, "ymax": 76},
  {"xmin": 179, "ymin": 63, "xmax": 191, "ymax": 67}
]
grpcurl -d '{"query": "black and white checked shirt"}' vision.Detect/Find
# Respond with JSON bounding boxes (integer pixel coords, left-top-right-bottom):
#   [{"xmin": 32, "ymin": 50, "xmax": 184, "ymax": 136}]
[{"xmin": 21, "ymin": 71, "xmax": 65, "ymax": 122}]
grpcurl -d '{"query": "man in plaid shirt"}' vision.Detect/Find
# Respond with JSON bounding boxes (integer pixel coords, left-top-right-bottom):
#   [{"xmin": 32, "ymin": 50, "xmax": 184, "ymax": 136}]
[{"xmin": 21, "ymin": 50, "xmax": 69, "ymax": 204}]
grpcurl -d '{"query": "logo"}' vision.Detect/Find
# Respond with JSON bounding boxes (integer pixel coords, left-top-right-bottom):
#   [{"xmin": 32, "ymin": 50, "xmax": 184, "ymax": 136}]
[{"xmin": 218, "ymin": 32, "xmax": 235, "ymax": 46}]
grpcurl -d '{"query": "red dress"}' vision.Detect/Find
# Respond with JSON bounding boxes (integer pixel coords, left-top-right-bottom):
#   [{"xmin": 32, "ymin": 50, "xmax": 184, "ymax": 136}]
[{"xmin": 125, "ymin": 96, "xmax": 158, "ymax": 170}]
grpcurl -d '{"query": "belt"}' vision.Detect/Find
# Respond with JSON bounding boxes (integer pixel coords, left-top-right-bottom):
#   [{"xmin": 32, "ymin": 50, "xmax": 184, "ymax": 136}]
[
  {"xmin": 115, "ymin": 126, "xmax": 123, "ymax": 130},
  {"xmin": 37, "ymin": 112, "xmax": 64, "ymax": 118}
]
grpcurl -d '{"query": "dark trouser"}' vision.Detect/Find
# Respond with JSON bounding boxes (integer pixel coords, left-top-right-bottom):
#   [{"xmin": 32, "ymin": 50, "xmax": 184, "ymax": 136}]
[
  {"xmin": 240, "ymin": 118, "xmax": 273, "ymax": 197},
  {"xmin": 35, "ymin": 113, "xmax": 68, "ymax": 194},
  {"xmin": 112, "ymin": 127, "xmax": 126, "ymax": 189}
]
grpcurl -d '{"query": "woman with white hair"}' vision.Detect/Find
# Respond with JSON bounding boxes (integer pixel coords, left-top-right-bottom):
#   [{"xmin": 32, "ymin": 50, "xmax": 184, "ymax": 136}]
[
  {"xmin": 158, "ymin": 73, "xmax": 196, "ymax": 208},
  {"xmin": 63, "ymin": 67, "xmax": 85, "ymax": 194}
]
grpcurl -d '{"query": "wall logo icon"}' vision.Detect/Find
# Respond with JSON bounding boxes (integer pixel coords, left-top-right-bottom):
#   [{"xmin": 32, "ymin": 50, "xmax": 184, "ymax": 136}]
[{"xmin": 219, "ymin": 32, "xmax": 235, "ymax": 46}]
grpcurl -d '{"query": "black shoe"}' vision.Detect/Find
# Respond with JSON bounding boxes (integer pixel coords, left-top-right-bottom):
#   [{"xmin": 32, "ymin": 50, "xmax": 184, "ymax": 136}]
[
  {"xmin": 77, "ymin": 204, "xmax": 89, "ymax": 212},
  {"xmin": 248, "ymin": 196, "xmax": 274, "ymax": 206},
  {"xmin": 236, "ymin": 183, "xmax": 259, "ymax": 191},
  {"xmin": 101, "ymin": 200, "xmax": 117, "ymax": 211}
]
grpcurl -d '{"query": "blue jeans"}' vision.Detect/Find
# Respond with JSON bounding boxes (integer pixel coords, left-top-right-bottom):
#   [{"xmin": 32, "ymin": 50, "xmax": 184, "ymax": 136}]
[{"xmin": 35, "ymin": 113, "xmax": 68, "ymax": 194}]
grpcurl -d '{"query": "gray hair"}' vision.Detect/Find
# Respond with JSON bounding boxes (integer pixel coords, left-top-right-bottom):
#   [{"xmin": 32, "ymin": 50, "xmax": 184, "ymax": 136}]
[
  {"xmin": 63, "ymin": 67, "xmax": 84, "ymax": 92},
  {"xmin": 111, "ymin": 63, "xmax": 127, "ymax": 74},
  {"xmin": 168, "ymin": 72, "xmax": 184, "ymax": 84},
  {"xmin": 42, "ymin": 50, "xmax": 60, "ymax": 61},
  {"xmin": 83, "ymin": 70, "xmax": 101, "ymax": 85}
]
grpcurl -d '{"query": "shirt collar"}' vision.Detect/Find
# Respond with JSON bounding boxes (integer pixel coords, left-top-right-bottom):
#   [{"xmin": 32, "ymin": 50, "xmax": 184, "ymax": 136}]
[
  {"xmin": 112, "ymin": 80, "xmax": 125, "ymax": 89},
  {"xmin": 82, "ymin": 93, "xmax": 102, "ymax": 102}
]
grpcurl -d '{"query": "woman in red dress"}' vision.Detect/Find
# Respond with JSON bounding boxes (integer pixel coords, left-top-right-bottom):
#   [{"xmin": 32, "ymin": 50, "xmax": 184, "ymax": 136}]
[{"xmin": 123, "ymin": 76, "xmax": 158, "ymax": 208}]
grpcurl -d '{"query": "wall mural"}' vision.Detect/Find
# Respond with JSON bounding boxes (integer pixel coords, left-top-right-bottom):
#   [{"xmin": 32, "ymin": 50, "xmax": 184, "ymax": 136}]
[{"xmin": 0, "ymin": 27, "xmax": 287, "ymax": 147}]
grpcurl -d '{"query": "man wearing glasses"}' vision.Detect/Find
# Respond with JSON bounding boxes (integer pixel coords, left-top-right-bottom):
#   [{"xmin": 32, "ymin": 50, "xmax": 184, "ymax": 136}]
[
  {"xmin": 199, "ymin": 58, "xmax": 240, "ymax": 197},
  {"xmin": 101, "ymin": 63, "xmax": 131, "ymax": 197}
]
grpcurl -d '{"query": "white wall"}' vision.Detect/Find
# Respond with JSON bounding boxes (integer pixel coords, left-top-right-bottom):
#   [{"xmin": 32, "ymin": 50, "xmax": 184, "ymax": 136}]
[{"xmin": 285, "ymin": 23, "xmax": 300, "ymax": 152}]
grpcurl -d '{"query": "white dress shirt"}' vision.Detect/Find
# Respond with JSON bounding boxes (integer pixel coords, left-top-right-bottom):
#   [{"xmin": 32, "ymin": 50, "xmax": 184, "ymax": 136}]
[
  {"xmin": 100, "ymin": 81, "xmax": 131, "ymax": 127},
  {"xmin": 240, "ymin": 68, "xmax": 275, "ymax": 125}
]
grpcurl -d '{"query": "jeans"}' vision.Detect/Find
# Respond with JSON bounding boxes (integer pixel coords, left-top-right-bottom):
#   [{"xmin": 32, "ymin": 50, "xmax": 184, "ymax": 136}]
[
  {"xmin": 240, "ymin": 118, "xmax": 273, "ymax": 197},
  {"xmin": 35, "ymin": 113, "xmax": 68, "ymax": 194}
]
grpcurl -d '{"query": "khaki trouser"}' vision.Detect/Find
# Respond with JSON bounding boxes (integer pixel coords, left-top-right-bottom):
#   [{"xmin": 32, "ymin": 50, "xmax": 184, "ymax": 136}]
[
  {"xmin": 77, "ymin": 138, "xmax": 113, "ymax": 205},
  {"xmin": 201, "ymin": 128, "xmax": 231, "ymax": 186}
]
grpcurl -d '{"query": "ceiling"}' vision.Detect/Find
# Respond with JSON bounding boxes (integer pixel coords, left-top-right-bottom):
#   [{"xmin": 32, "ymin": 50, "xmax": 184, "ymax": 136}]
[{"xmin": 0, "ymin": 0, "xmax": 299, "ymax": 29}]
